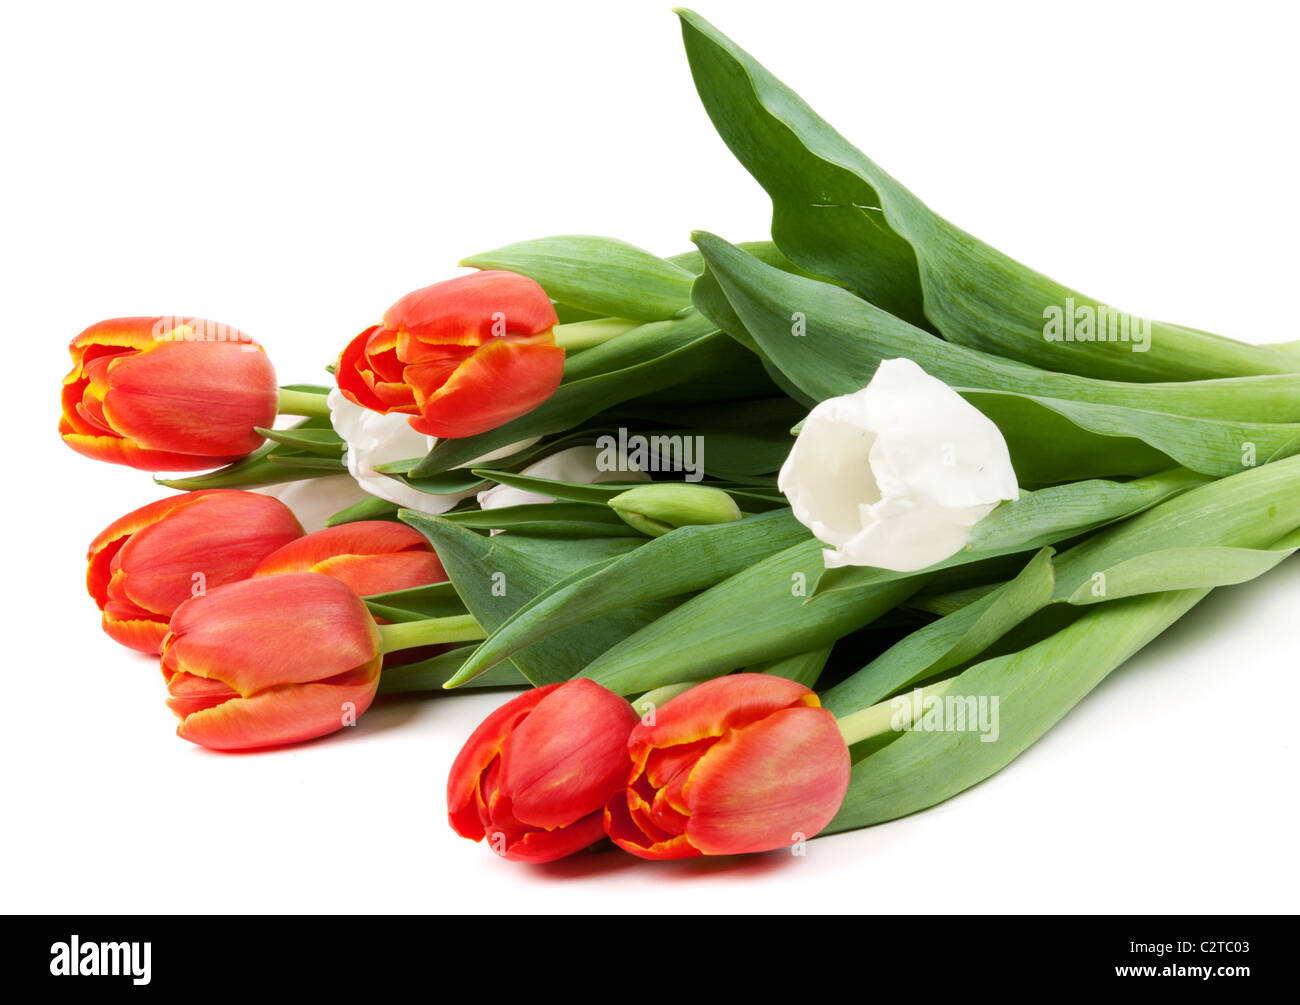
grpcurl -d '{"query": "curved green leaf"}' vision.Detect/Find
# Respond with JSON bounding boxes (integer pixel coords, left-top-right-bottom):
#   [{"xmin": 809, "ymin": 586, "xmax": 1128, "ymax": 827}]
[{"xmin": 677, "ymin": 9, "xmax": 1294, "ymax": 382}]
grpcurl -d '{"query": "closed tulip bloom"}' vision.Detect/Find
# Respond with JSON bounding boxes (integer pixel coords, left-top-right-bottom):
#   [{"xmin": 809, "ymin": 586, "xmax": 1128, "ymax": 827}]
[
  {"xmin": 336, "ymin": 271, "xmax": 565, "ymax": 439},
  {"xmin": 604, "ymin": 674, "xmax": 851, "ymax": 859},
  {"xmin": 161, "ymin": 572, "xmax": 382, "ymax": 751},
  {"xmin": 779, "ymin": 358, "xmax": 1019, "ymax": 572},
  {"xmin": 448, "ymin": 679, "xmax": 641, "ymax": 863},
  {"xmin": 87, "ymin": 490, "xmax": 304, "ymax": 655},
  {"xmin": 252, "ymin": 520, "xmax": 446, "ymax": 596},
  {"xmin": 61, "ymin": 316, "xmax": 279, "ymax": 471}
]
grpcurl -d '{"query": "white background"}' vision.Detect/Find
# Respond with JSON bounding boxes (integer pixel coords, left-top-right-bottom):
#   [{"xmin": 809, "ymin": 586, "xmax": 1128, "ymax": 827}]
[{"xmin": 3, "ymin": 0, "xmax": 1297, "ymax": 913}]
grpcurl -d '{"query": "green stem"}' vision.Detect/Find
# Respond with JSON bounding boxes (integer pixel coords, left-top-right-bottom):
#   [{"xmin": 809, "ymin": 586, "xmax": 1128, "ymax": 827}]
[
  {"xmin": 377, "ymin": 615, "xmax": 485, "ymax": 654},
  {"xmin": 553, "ymin": 318, "xmax": 640, "ymax": 352},
  {"xmin": 277, "ymin": 387, "xmax": 332, "ymax": 418},
  {"xmin": 631, "ymin": 680, "xmax": 703, "ymax": 716},
  {"xmin": 836, "ymin": 680, "xmax": 954, "ymax": 747}
]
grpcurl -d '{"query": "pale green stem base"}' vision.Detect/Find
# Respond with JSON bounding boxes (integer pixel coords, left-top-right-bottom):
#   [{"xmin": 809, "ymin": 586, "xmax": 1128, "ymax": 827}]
[
  {"xmin": 377, "ymin": 615, "xmax": 485, "ymax": 654},
  {"xmin": 631, "ymin": 680, "xmax": 704, "ymax": 716},
  {"xmin": 277, "ymin": 387, "xmax": 332, "ymax": 418},
  {"xmin": 553, "ymin": 318, "xmax": 640, "ymax": 352},
  {"xmin": 837, "ymin": 680, "xmax": 955, "ymax": 747}
]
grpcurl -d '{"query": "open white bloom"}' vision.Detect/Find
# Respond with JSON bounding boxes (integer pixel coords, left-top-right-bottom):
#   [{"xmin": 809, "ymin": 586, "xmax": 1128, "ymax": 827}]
[
  {"xmin": 327, "ymin": 389, "xmax": 537, "ymax": 515},
  {"xmin": 778, "ymin": 358, "xmax": 1018, "ymax": 572},
  {"xmin": 477, "ymin": 444, "xmax": 649, "ymax": 511},
  {"xmin": 256, "ymin": 474, "xmax": 371, "ymax": 532}
]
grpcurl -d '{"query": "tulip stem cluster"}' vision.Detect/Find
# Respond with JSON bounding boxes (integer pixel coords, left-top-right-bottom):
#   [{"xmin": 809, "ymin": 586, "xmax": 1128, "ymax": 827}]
[
  {"xmin": 276, "ymin": 387, "xmax": 333, "ymax": 419},
  {"xmin": 835, "ymin": 680, "xmax": 954, "ymax": 747},
  {"xmin": 376, "ymin": 614, "xmax": 486, "ymax": 654}
]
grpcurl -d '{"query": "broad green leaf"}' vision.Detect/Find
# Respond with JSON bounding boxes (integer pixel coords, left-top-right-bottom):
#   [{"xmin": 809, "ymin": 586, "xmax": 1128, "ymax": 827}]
[
  {"xmin": 580, "ymin": 537, "xmax": 925, "ymax": 695},
  {"xmin": 827, "ymin": 588, "xmax": 1208, "ymax": 831},
  {"xmin": 693, "ymin": 232, "xmax": 1300, "ymax": 426},
  {"xmin": 1051, "ymin": 455, "xmax": 1300, "ymax": 600},
  {"xmin": 1066, "ymin": 529, "xmax": 1300, "ymax": 605},
  {"xmin": 461, "ymin": 235, "xmax": 695, "ymax": 322},
  {"xmin": 378, "ymin": 646, "xmax": 526, "ymax": 694},
  {"xmin": 967, "ymin": 468, "xmax": 1209, "ymax": 554},
  {"xmin": 362, "ymin": 581, "xmax": 467, "ymax": 622},
  {"xmin": 821, "ymin": 547, "xmax": 1056, "ymax": 715},
  {"xmin": 813, "ymin": 468, "xmax": 1205, "ymax": 600},
  {"xmin": 747, "ymin": 646, "xmax": 833, "ymax": 688},
  {"xmin": 677, "ymin": 9, "xmax": 1295, "ymax": 383},
  {"xmin": 667, "ymin": 239, "xmax": 811, "ymax": 278},
  {"xmin": 448, "ymin": 509, "xmax": 808, "ymax": 686},
  {"xmin": 400, "ymin": 512, "xmax": 674, "ymax": 686},
  {"xmin": 965, "ymin": 389, "xmax": 1300, "ymax": 480}
]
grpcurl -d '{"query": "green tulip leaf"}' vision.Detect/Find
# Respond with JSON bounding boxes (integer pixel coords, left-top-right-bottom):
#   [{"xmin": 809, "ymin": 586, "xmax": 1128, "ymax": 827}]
[
  {"xmin": 447, "ymin": 508, "xmax": 809, "ymax": 687},
  {"xmin": 400, "ymin": 512, "xmax": 674, "ymax": 686},
  {"xmin": 677, "ymin": 9, "xmax": 1295, "ymax": 383}
]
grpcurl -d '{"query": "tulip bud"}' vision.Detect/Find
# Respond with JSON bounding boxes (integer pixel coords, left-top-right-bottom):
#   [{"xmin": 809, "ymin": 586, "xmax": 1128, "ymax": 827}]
[
  {"xmin": 604, "ymin": 674, "xmax": 850, "ymax": 859},
  {"xmin": 447, "ymin": 679, "xmax": 640, "ymax": 863},
  {"xmin": 335, "ymin": 271, "xmax": 565, "ymax": 439},
  {"xmin": 161, "ymin": 573, "xmax": 382, "ymax": 750},
  {"xmin": 60, "ymin": 316, "xmax": 279, "ymax": 471},
  {"xmin": 608, "ymin": 483, "xmax": 741, "ymax": 537},
  {"xmin": 87, "ymin": 490, "xmax": 304, "ymax": 655},
  {"xmin": 779, "ymin": 357, "xmax": 1019, "ymax": 571},
  {"xmin": 252, "ymin": 521, "xmax": 445, "ymax": 597}
]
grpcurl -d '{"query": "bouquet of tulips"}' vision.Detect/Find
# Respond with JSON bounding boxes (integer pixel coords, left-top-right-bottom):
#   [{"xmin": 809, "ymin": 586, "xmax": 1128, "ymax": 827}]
[{"xmin": 62, "ymin": 10, "xmax": 1300, "ymax": 864}]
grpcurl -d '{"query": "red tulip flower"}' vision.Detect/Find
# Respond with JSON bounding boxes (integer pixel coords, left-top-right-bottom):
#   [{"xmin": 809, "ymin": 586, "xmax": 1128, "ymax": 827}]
[
  {"xmin": 604, "ymin": 674, "xmax": 851, "ymax": 859},
  {"xmin": 61, "ymin": 316, "xmax": 279, "ymax": 471},
  {"xmin": 336, "ymin": 271, "xmax": 565, "ymax": 438},
  {"xmin": 87, "ymin": 490, "xmax": 304, "ymax": 655},
  {"xmin": 161, "ymin": 572, "xmax": 383, "ymax": 751},
  {"xmin": 252, "ymin": 520, "xmax": 446, "ymax": 597},
  {"xmin": 448, "ymin": 679, "xmax": 640, "ymax": 863}
]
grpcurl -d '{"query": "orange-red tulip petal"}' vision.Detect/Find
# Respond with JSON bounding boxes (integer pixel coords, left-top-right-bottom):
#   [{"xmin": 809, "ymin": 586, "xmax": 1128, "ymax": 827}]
[
  {"xmin": 61, "ymin": 317, "xmax": 279, "ymax": 471},
  {"xmin": 252, "ymin": 520, "xmax": 446, "ymax": 597},
  {"xmin": 604, "ymin": 674, "xmax": 851, "ymax": 859},
  {"xmin": 86, "ymin": 490, "xmax": 303, "ymax": 655},
  {"xmin": 447, "ymin": 679, "xmax": 640, "ymax": 863},
  {"xmin": 160, "ymin": 572, "xmax": 382, "ymax": 751},
  {"xmin": 336, "ymin": 270, "xmax": 564, "ymax": 441}
]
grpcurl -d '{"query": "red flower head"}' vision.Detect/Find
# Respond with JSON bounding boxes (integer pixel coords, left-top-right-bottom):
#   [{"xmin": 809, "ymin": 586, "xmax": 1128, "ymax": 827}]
[
  {"xmin": 60, "ymin": 316, "xmax": 279, "ymax": 471},
  {"xmin": 87, "ymin": 490, "xmax": 304, "ymax": 655},
  {"xmin": 161, "ymin": 572, "xmax": 383, "ymax": 751},
  {"xmin": 252, "ymin": 520, "xmax": 446, "ymax": 597},
  {"xmin": 336, "ymin": 271, "xmax": 564, "ymax": 438},
  {"xmin": 604, "ymin": 674, "xmax": 851, "ymax": 859},
  {"xmin": 447, "ymin": 679, "xmax": 640, "ymax": 863}
]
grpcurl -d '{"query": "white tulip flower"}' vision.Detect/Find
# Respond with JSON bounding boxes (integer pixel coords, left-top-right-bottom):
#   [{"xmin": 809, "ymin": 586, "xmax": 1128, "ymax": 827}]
[
  {"xmin": 256, "ymin": 474, "xmax": 371, "ymax": 532},
  {"xmin": 778, "ymin": 358, "xmax": 1019, "ymax": 572},
  {"xmin": 477, "ymin": 444, "xmax": 649, "ymax": 511},
  {"xmin": 327, "ymin": 389, "xmax": 537, "ymax": 515}
]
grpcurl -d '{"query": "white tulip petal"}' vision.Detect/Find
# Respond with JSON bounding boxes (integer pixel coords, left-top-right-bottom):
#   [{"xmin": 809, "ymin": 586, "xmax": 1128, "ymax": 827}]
[
  {"xmin": 861, "ymin": 358, "xmax": 1019, "ymax": 509},
  {"xmin": 781, "ymin": 358, "xmax": 1019, "ymax": 572},
  {"xmin": 327, "ymin": 389, "xmax": 471, "ymax": 515},
  {"xmin": 255, "ymin": 474, "xmax": 371, "ymax": 533},
  {"xmin": 778, "ymin": 395, "xmax": 881, "ymax": 547},
  {"xmin": 825, "ymin": 499, "xmax": 997, "ymax": 572}
]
